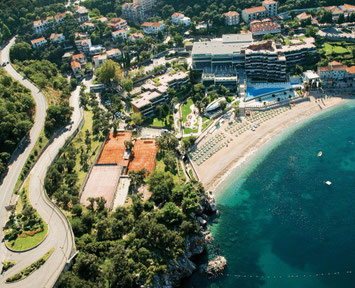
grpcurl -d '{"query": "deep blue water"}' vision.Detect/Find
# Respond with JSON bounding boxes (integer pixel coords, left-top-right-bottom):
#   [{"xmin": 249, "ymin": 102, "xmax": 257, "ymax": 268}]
[{"xmin": 185, "ymin": 101, "xmax": 355, "ymax": 288}]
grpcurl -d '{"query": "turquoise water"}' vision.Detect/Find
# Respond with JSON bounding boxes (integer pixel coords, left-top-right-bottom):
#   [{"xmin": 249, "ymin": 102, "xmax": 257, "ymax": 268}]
[{"xmin": 185, "ymin": 101, "xmax": 355, "ymax": 288}]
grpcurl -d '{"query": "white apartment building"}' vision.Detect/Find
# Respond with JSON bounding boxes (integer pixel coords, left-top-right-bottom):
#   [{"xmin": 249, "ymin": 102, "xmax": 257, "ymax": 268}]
[
  {"xmin": 128, "ymin": 32, "xmax": 144, "ymax": 42},
  {"xmin": 106, "ymin": 48, "xmax": 121, "ymax": 59},
  {"xmin": 171, "ymin": 13, "xmax": 191, "ymax": 26},
  {"xmin": 121, "ymin": 3, "xmax": 144, "ymax": 24},
  {"xmin": 133, "ymin": 0, "xmax": 156, "ymax": 15},
  {"xmin": 112, "ymin": 29, "xmax": 128, "ymax": 40},
  {"xmin": 317, "ymin": 61, "xmax": 348, "ymax": 81},
  {"xmin": 75, "ymin": 6, "xmax": 89, "ymax": 22},
  {"xmin": 242, "ymin": 0, "xmax": 278, "ymax": 24},
  {"xmin": 224, "ymin": 11, "xmax": 240, "ymax": 26},
  {"xmin": 75, "ymin": 37, "xmax": 92, "ymax": 54},
  {"xmin": 142, "ymin": 22, "xmax": 165, "ymax": 34},
  {"xmin": 31, "ymin": 37, "xmax": 47, "ymax": 48}
]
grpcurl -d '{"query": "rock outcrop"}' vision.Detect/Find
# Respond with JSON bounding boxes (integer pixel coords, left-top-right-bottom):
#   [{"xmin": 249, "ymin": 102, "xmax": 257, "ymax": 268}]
[{"xmin": 199, "ymin": 256, "xmax": 227, "ymax": 277}]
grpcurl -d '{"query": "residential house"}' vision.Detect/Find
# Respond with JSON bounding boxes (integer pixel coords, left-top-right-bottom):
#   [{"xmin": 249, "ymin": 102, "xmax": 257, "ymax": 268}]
[
  {"xmin": 122, "ymin": 3, "xmax": 144, "ymax": 24},
  {"xmin": 89, "ymin": 45, "xmax": 104, "ymax": 56},
  {"xmin": 242, "ymin": 0, "xmax": 278, "ymax": 24},
  {"xmin": 128, "ymin": 32, "xmax": 144, "ymax": 42},
  {"xmin": 112, "ymin": 29, "xmax": 128, "ymax": 40},
  {"xmin": 347, "ymin": 66, "xmax": 355, "ymax": 81},
  {"xmin": 106, "ymin": 48, "xmax": 121, "ymax": 59},
  {"xmin": 97, "ymin": 17, "xmax": 108, "ymax": 24},
  {"xmin": 93, "ymin": 54, "xmax": 107, "ymax": 68},
  {"xmin": 81, "ymin": 22, "xmax": 95, "ymax": 31},
  {"xmin": 71, "ymin": 61, "xmax": 82, "ymax": 78},
  {"xmin": 109, "ymin": 18, "xmax": 128, "ymax": 31},
  {"xmin": 250, "ymin": 18, "xmax": 281, "ymax": 36},
  {"xmin": 323, "ymin": 6, "xmax": 343, "ymax": 20},
  {"xmin": 142, "ymin": 22, "xmax": 165, "ymax": 34},
  {"xmin": 75, "ymin": 6, "xmax": 89, "ymax": 22},
  {"xmin": 224, "ymin": 11, "xmax": 240, "ymax": 26},
  {"xmin": 49, "ymin": 33, "xmax": 66, "ymax": 43},
  {"xmin": 340, "ymin": 4, "xmax": 355, "ymax": 17},
  {"xmin": 72, "ymin": 53, "xmax": 86, "ymax": 65},
  {"xmin": 171, "ymin": 13, "xmax": 191, "ymax": 26},
  {"xmin": 31, "ymin": 37, "xmax": 47, "ymax": 49}
]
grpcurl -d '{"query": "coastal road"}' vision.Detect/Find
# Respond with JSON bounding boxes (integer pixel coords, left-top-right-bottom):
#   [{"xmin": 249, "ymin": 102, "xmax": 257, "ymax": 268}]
[
  {"xmin": 0, "ymin": 37, "xmax": 47, "ymax": 269},
  {"xmin": 0, "ymin": 38, "xmax": 82, "ymax": 287}
]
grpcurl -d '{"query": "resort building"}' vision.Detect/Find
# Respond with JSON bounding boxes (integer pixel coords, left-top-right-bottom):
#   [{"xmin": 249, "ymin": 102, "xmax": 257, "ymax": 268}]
[
  {"xmin": 192, "ymin": 35, "xmax": 316, "ymax": 77},
  {"xmin": 171, "ymin": 13, "xmax": 191, "ymax": 26},
  {"xmin": 49, "ymin": 33, "xmax": 65, "ymax": 43},
  {"xmin": 317, "ymin": 61, "xmax": 349, "ymax": 82},
  {"xmin": 121, "ymin": 3, "xmax": 144, "ymax": 24},
  {"xmin": 250, "ymin": 18, "xmax": 281, "ymax": 36},
  {"xmin": 242, "ymin": 0, "xmax": 278, "ymax": 24},
  {"xmin": 142, "ymin": 22, "xmax": 165, "ymax": 34},
  {"xmin": 108, "ymin": 18, "xmax": 128, "ymax": 31},
  {"xmin": 224, "ymin": 11, "xmax": 240, "ymax": 26},
  {"xmin": 31, "ymin": 37, "xmax": 47, "ymax": 49},
  {"xmin": 75, "ymin": 6, "xmax": 89, "ymax": 22},
  {"xmin": 245, "ymin": 41, "xmax": 286, "ymax": 81},
  {"xmin": 131, "ymin": 71, "xmax": 188, "ymax": 116},
  {"xmin": 33, "ymin": 12, "xmax": 69, "ymax": 34}
]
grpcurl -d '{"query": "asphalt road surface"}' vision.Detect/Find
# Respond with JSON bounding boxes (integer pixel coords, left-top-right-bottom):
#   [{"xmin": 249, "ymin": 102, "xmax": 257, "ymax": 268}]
[{"xmin": 0, "ymin": 38, "xmax": 82, "ymax": 287}]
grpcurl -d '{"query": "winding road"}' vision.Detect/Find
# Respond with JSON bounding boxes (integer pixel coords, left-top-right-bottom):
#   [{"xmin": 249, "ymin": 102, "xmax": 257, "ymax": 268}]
[{"xmin": 0, "ymin": 38, "xmax": 81, "ymax": 287}]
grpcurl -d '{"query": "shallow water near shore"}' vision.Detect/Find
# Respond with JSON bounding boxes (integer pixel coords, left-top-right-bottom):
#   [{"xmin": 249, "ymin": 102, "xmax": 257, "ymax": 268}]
[{"xmin": 184, "ymin": 100, "xmax": 355, "ymax": 288}]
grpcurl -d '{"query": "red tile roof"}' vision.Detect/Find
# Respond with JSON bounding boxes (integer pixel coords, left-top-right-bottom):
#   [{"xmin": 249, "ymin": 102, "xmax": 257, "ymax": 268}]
[
  {"xmin": 142, "ymin": 22, "xmax": 163, "ymax": 27},
  {"xmin": 31, "ymin": 37, "xmax": 46, "ymax": 44},
  {"xmin": 244, "ymin": 6, "xmax": 267, "ymax": 14},
  {"xmin": 71, "ymin": 61, "xmax": 81, "ymax": 69},
  {"xmin": 224, "ymin": 11, "xmax": 239, "ymax": 17}
]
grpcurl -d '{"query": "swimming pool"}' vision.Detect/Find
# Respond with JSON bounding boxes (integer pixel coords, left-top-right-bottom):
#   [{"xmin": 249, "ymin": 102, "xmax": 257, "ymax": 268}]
[{"xmin": 246, "ymin": 87, "xmax": 285, "ymax": 98}]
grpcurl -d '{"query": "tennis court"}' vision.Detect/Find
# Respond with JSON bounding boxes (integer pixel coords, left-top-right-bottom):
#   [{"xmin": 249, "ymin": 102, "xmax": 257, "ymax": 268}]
[
  {"xmin": 128, "ymin": 139, "xmax": 158, "ymax": 174},
  {"xmin": 97, "ymin": 131, "xmax": 132, "ymax": 165},
  {"xmin": 80, "ymin": 165, "xmax": 122, "ymax": 208}
]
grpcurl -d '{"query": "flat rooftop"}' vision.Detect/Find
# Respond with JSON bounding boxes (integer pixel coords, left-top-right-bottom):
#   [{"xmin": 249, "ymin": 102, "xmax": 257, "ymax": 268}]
[
  {"xmin": 97, "ymin": 132, "xmax": 132, "ymax": 165},
  {"xmin": 128, "ymin": 139, "xmax": 158, "ymax": 174},
  {"xmin": 192, "ymin": 41, "xmax": 250, "ymax": 55},
  {"xmin": 222, "ymin": 33, "xmax": 253, "ymax": 43}
]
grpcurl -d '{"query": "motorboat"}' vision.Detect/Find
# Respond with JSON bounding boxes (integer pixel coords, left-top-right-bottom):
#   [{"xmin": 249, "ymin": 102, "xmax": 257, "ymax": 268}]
[
  {"xmin": 318, "ymin": 151, "xmax": 322, "ymax": 157},
  {"xmin": 325, "ymin": 181, "xmax": 332, "ymax": 186}
]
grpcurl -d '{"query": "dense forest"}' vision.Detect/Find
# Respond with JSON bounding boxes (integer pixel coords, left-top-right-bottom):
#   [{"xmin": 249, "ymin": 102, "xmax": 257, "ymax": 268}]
[{"xmin": 0, "ymin": 69, "xmax": 35, "ymax": 175}]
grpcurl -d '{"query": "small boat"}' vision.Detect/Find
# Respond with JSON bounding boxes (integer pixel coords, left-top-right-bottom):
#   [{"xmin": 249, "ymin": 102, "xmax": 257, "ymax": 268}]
[
  {"xmin": 318, "ymin": 151, "xmax": 322, "ymax": 157},
  {"xmin": 325, "ymin": 181, "xmax": 332, "ymax": 186}
]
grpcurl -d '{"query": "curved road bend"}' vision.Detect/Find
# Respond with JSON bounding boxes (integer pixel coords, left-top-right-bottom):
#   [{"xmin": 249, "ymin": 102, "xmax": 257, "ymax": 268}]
[
  {"xmin": 0, "ymin": 37, "xmax": 47, "ymax": 269},
  {"xmin": 0, "ymin": 38, "xmax": 83, "ymax": 287}
]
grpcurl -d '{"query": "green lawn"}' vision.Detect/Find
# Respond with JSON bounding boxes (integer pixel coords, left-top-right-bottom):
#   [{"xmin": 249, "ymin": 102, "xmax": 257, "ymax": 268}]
[
  {"xmin": 181, "ymin": 99, "xmax": 194, "ymax": 122},
  {"xmin": 202, "ymin": 119, "xmax": 213, "ymax": 132},
  {"xmin": 324, "ymin": 43, "xmax": 350, "ymax": 55},
  {"xmin": 6, "ymin": 225, "xmax": 48, "ymax": 251},
  {"xmin": 144, "ymin": 114, "xmax": 172, "ymax": 128},
  {"xmin": 72, "ymin": 109, "xmax": 104, "ymax": 187},
  {"xmin": 155, "ymin": 158, "xmax": 185, "ymax": 185},
  {"xmin": 183, "ymin": 127, "xmax": 198, "ymax": 134}
]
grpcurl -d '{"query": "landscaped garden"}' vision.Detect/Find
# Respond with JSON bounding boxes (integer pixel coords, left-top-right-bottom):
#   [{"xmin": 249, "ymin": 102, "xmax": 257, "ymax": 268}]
[
  {"xmin": 5, "ymin": 179, "xmax": 48, "ymax": 251},
  {"xmin": 181, "ymin": 99, "xmax": 199, "ymax": 134}
]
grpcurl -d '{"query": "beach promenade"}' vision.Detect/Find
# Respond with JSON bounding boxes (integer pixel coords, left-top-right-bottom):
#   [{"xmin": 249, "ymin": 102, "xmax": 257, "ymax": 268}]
[{"xmin": 190, "ymin": 92, "xmax": 352, "ymax": 191}]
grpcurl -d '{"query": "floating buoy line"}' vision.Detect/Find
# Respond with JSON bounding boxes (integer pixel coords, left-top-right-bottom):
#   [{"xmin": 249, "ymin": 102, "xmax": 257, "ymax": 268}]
[{"xmin": 224, "ymin": 270, "xmax": 353, "ymax": 279}]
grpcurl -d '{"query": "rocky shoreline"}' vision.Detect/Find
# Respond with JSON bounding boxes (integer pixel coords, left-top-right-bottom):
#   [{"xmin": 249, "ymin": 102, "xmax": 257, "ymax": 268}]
[{"xmin": 153, "ymin": 191, "xmax": 227, "ymax": 287}]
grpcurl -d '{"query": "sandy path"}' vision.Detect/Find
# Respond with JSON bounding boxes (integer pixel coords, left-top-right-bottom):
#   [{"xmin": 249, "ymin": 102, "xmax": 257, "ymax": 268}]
[{"xmin": 191, "ymin": 93, "xmax": 351, "ymax": 192}]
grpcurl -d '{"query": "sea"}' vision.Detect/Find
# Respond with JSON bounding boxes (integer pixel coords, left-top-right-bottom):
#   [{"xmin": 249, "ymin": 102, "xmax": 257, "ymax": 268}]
[{"xmin": 184, "ymin": 100, "xmax": 355, "ymax": 288}]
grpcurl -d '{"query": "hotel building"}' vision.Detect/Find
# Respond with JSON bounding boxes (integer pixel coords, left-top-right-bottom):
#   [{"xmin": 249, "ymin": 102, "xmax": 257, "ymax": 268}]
[{"xmin": 224, "ymin": 11, "xmax": 240, "ymax": 26}]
